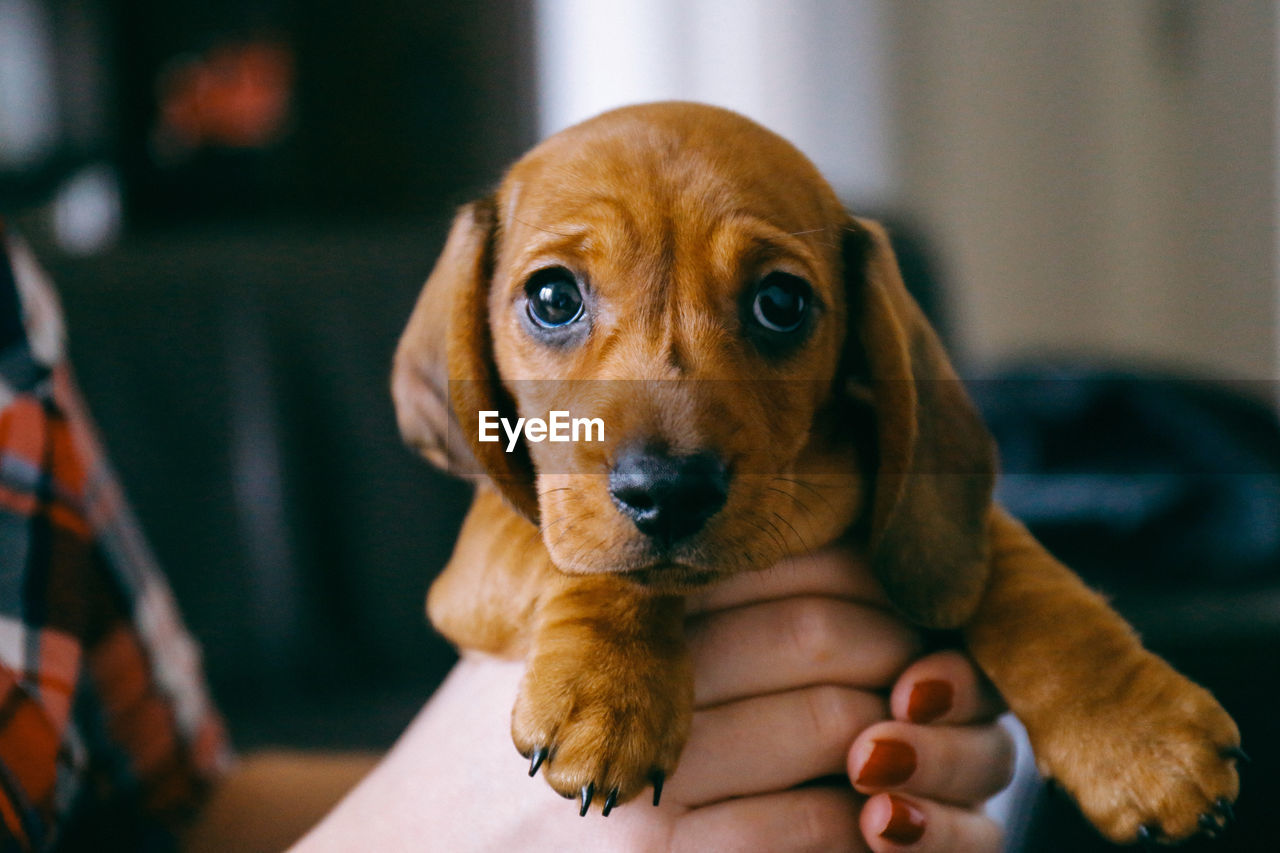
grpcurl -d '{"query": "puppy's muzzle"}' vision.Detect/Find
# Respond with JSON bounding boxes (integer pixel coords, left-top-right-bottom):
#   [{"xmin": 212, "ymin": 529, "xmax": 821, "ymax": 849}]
[{"xmin": 608, "ymin": 446, "xmax": 728, "ymax": 545}]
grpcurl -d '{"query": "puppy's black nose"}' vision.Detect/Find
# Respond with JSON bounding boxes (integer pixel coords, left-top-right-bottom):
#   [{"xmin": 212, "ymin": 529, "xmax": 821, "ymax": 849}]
[{"xmin": 609, "ymin": 447, "xmax": 728, "ymax": 543}]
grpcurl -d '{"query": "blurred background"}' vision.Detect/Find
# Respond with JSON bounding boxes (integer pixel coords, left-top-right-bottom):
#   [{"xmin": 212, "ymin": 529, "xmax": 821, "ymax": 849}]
[{"xmin": 2, "ymin": 1, "xmax": 1277, "ymax": 850}]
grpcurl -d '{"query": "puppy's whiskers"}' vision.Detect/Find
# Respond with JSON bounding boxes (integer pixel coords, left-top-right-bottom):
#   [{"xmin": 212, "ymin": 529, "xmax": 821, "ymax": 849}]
[
  {"xmin": 565, "ymin": 528, "xmax": 611, "ymax": 571},
  {"xmin": 538, "ymin": 486, "xmax": 574, "ymax": 498},
  {"xmin": 548, "ymin": 509, "xmax": 595, "ymax": 551},
  {"xmin": 772, "ymin": 476, "xmax": 837, "ymax": 515},
  {"xmin": 541, "ymin": 514, "xmax": 574, "ymax": 540},
  {"xmin": 758, "ymin": 516, "xmax": 790, "ymax": 563},
  {"xmin": 730, "ymin": 510, "xmax": 787, "ymax": 569},
  {"xmin": 765, "ymin": 484, "xmax": 814, "ymax": 519},
  {"xmin": 772, "ymin": 510, "xmax": 810, "ymax": 555}
]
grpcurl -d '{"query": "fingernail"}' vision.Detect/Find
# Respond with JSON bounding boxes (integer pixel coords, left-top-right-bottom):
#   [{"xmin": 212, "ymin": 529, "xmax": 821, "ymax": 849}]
[
  {"xmin": 907, "ymin": 679, "xmax": 953, "ymax": 724},
  {"xmin": 856, "ymin": 739, "xmax": 917, "ymax": 788},
  {"xmin": 880, "ymin": 795, "xmax": 926, "ymax": 845}
]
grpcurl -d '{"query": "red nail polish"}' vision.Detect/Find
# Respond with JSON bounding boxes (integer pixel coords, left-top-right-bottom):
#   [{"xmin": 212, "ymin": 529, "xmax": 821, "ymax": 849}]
[
  {"xmin": 881, "ymin": 795, "xmax": 926, "ymax": 845},
  {"xmin": 907, "ymin": 679, "xmax": 953, "ymax": 724},
  {"xmin": 856, "ymin": 739, "xmax": 917, "ymax": 788}
]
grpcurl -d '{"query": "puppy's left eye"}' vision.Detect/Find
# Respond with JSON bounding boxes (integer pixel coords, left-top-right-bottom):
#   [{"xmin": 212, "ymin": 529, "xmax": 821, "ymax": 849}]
[
  {"xmin": 525, "ymin": 267, "xmax": 585, "ymax": 328},
  {"xmin": 751, "ymin": 272, "xmax": 811, "ymax": 333}
]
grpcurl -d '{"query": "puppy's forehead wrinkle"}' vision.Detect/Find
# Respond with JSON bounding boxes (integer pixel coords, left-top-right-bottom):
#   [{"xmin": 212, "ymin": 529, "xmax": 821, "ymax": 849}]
[
  {"xmin": 510, "ymin": 215, "xmax": 576, "ymax": 239},
  {"xmin": 596, "ymin": 318, "xmax": 680, "ymax": 380},
  {"xmin": 504, "ymin": 143, "xmax": 837, "ymax": 284},
  {"xmin": 508, "ymin": 120, "xmax": 835, "ymax": 239}
]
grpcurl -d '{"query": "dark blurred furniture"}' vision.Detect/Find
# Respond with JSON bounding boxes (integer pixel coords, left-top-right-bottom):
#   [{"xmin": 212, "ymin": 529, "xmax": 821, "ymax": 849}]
[
  {"xmin": 49, "ymin": 222, "xmax": 474, "ymax": 749},
  {"xmin": 974, "ymin": 369, "xmax": 1280, "ymax": 852}
]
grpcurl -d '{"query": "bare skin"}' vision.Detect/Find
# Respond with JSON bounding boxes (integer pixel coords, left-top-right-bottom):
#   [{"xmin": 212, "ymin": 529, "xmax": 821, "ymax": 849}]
[{"xmin": 295, "ymin": 550, "xmax": 1012, "ymax": 852}]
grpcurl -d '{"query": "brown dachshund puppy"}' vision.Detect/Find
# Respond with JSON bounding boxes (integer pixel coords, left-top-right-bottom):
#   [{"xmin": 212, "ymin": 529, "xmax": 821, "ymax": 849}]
[{"xmin": 392, "ymin": 102, "xmax": 1241, "ymax": 844}]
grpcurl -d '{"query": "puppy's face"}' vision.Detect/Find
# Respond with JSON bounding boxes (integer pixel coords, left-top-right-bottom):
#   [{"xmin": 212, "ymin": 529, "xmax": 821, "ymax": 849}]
[
  {"xmin": 485, "ymin": 105, "xmax": 865, "ymax": 591},
  {"xmin": 396, "ymin": 102, "xmax": 994, "ymax": 624}
]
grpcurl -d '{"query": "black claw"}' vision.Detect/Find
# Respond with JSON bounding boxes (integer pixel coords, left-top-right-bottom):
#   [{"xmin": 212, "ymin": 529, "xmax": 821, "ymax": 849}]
[
  {"xmin": 1198, "ymin": 813, "xmax": 1220, "ymax": 837},
  {"xmin": 602, "ymin": 787, "xmax": 619, "ymax": 817},
  {"xmin": 579, "ymin": 782, "xmax": 595, "ymax": 817},
  {"xmin": 651, "ymin": 770, "xmax": 665, "ymax": 807},
  {"xmin": 1223, "ymin": 746, "xmax": 1251, "ymax": 764},
  {"xmin": 1136, "ymin": 824, "xmax": 1158, "ymax": 849},
  {"xmin": 529, "ymin": 746, "xmax": 549, "ymax": 777},
  {"xmin": 1215, "ymin": 797, "xmax": 1235, "ymax": 824}
]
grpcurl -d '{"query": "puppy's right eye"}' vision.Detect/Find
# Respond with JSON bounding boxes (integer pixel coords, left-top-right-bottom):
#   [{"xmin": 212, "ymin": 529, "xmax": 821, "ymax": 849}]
[
  {"xmin": 525, "ymin": 267, "xmax": 585, "ymax": 328},
  {"xmin": 750, "ymin": 272, "xmax": 811, "ymax": 333}
]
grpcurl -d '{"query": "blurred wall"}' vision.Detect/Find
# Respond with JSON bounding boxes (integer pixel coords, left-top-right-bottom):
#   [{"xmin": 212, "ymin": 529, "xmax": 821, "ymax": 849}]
[
  {"xmin": 534, "ymin": 0, "xmax": 1279, "ymax": 383},
  {"xmin": 534, "ymin": 0, "xmax": 897, "ymax": 207},
  {"xmin": 891, "ymin": 0, "xmax": 1277, "ymax": 380}
]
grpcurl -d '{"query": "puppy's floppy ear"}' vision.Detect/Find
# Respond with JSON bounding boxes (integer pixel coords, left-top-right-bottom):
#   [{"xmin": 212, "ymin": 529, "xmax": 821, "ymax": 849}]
[
  {"xmin": 844, "ymin": 217, "xmax": 996, "ymax": 628},
  {"xmin": 391, "ymin": 199, "xmax": 539, "ymax": 522}
]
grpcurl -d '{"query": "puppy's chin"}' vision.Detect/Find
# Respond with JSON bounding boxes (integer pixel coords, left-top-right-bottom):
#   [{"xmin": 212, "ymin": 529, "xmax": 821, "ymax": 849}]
[
  {"xmin": 617, "ymin": 564, "xmax": 723, "ymax": 593},
  {"xmin": 546, "ymin": 536, "xmax": 713, "ymax": 578},
  {"xmin": 542, "ymin": 524, "xmax": 739, "ymax": 588}
]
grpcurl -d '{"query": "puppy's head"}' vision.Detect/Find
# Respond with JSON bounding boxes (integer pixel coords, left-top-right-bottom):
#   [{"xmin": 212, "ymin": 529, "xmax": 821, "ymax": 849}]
[{"xmin": 394, "ymin": 102, "xmax": 995, "ymax": 627}]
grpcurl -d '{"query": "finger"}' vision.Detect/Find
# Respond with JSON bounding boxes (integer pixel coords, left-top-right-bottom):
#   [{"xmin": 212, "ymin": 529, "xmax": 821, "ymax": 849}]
[
  {"xmin": 687, "ymin": 547, "xmax": 889, "ymax": 614},
  {"xmin": 674, "ymin": 787, "xmax": 868, "ymax": 853},
  {"xmin": 848, "ymin": 720, "xmax": 1016, "ymax": 806},
  {"xmin": 671, "ymin": 685, "xmax": 886, "ymax": 807},
  {"xmin": 889, "ymin": 650, "xmax": 1005, "ymax": 726},
  {"xmin": 860, "ymin": 793, "xmax": 1003, "ymax": 853},
  {"xmin": 688, "ymin": 596, "xmax": 923, "ymax": 706}
]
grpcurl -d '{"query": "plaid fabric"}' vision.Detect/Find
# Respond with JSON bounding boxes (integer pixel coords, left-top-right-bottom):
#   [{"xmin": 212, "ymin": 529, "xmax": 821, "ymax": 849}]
[{"xmin": 0, "ymin": 223, "xmax": 231, "ymax": 851}]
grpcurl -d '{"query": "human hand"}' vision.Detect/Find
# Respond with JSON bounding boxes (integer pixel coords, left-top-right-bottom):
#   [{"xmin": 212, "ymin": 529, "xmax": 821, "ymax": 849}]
[
  {"xmin": 294, "ymin": 549, "xmax": 1013, "ymax": 852},
  {"xmin": 678, "ymin": 549, "xmax": 1013, "ymax": 852}
]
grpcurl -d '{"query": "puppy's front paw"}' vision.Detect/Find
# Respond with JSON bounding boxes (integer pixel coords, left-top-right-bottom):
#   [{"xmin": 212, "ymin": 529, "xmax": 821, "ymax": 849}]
[
  {"xmin": 512, "ymin": 639, "xmax": 692, "ymax": 816},
  {"xmin": 1033, "ymin": 654, "xmax": 1241, "ymax": 845}
]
